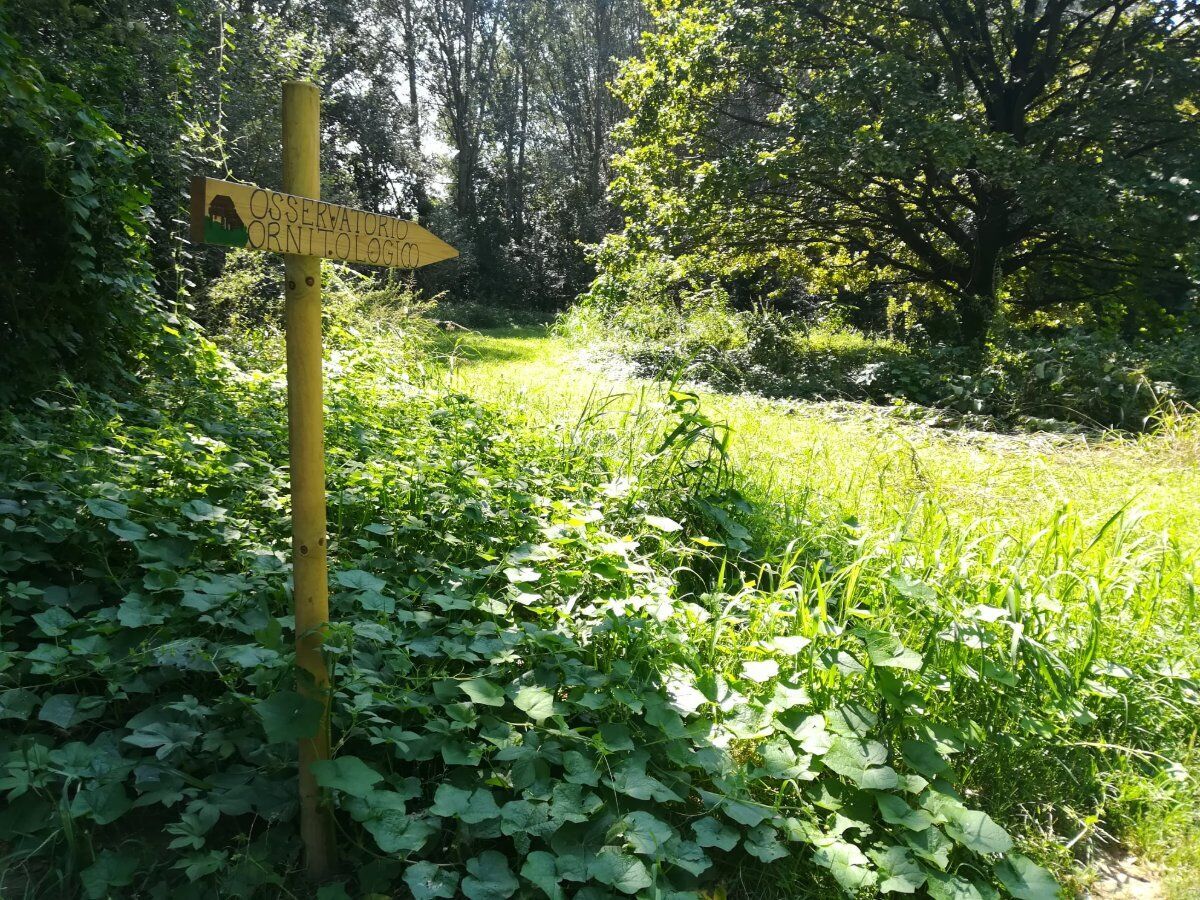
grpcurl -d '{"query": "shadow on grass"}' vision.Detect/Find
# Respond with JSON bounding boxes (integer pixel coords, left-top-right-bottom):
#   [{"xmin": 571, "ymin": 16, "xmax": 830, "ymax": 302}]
[{"xmin": 435, "ymin": 326, "xmax": 551, "ymax": 365}]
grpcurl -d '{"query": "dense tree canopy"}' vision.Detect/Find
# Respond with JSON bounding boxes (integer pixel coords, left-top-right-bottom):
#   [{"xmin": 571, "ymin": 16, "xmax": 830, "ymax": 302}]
[{"xmin": 605, "ymin": 0, "xmax": 1200, "ymax": 347}]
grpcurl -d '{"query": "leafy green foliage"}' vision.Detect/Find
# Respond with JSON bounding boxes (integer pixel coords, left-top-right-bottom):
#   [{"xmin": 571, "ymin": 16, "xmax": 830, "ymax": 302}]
[
  {"xmin": 565, "ymin": 300, "xmax": 1200, "ymax": 429},
  {"xmin": 0, "ymin": 27, "xmax": 167, "ymax": 398},
  {"xmin": 599, "ymin": 0, "xmax": 1200, "ymax": 346},
  {"xmin": 0, "ymin": 314, "xmax": 1112, "ymax": 897}
]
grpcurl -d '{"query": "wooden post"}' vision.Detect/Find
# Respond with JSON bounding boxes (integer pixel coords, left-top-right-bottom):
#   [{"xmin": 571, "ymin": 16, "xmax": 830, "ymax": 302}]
[{"xmin": 282, "ymin": 80, "xmax": 336, "ymax": 878}]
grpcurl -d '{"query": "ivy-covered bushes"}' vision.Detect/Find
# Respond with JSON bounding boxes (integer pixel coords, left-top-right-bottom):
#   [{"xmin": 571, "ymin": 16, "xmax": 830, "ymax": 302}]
[{"xmin": 0, "ymin": 28, "xmax": 162, "ymax": 399}]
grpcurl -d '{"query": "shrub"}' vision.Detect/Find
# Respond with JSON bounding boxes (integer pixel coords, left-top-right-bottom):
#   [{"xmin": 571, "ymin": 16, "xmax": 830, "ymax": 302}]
[{"xmin": 0, "ymin": 29, "xmax": 161, "ymax": 399}]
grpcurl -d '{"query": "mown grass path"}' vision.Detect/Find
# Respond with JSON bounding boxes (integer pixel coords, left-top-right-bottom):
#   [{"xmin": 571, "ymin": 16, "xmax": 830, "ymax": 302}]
[{"xmin": 443, "ymin": 327, "xmax": 1200, "ymax": 547}]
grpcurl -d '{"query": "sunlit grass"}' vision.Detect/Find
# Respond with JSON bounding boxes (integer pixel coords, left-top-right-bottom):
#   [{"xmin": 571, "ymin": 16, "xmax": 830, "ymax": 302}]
[{"xmin": 442, "ymin": 328, "xmax": 1200, "ymax": 543}]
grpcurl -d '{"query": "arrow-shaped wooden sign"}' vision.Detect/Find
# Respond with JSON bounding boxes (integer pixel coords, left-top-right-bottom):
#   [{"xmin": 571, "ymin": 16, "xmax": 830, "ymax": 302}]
[{"xmin": 189, "ymin": 176, "xmax": 457, "ymax": 269}]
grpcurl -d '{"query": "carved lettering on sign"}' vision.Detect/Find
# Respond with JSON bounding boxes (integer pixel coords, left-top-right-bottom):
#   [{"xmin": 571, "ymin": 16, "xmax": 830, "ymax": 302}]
[{"xmin": 189, "ymin": 176, "xmax": 457, "ymax": 270}]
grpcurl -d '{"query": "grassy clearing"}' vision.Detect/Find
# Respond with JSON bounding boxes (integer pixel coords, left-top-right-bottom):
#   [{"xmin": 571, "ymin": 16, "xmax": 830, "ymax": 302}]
[
  {"xmin": 443, "ymin": 326, "xmax": 1200, "ymax": 896},
  {"xmin": 444, "ymin": 328, "xmax": 1200, "ymax": 540}
]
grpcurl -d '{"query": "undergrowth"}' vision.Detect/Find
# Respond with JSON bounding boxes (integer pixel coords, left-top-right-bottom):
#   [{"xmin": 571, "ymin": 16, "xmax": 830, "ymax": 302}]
[
  {"xmin": 0, "ymin": 290, "xmax": 1197, "ymax": 898},
  {"xmin": 560, "ymin": 297, "xmax": 1200, "ymax": 432}
]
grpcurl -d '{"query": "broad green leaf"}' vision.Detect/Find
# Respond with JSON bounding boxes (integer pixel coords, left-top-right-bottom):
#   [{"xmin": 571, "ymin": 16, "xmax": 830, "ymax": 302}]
[
  {"xmin": 768, "ymin": 680, "xmax": 811, "ymax": 712},
  {"xmin": 741, "ymin": 659, "xmax": 780, "ymax": 682},
  {"xmin": 179, "ymin": 850, "xmax": 227, "ymax": 881},
  {"xmin": 499, "ymin": 799, "xmax": 550, "ymax": 836},
  {"xmin": 722, "ymin": 798, "xmax": 770, "ymax": 827},
  {"xmin": 744, "ymin": 823, "xmax": 787, "ymax": 862},
  {"xmin": 123, "ymin": 720, "xmax": 200, "ymax": 759},
  {"xmin": 33, "ymin": 606, "xmax": 75, "ymax": 636},
  {"xmin": 606, "ymin": 756, "xmax": 682, "ymax": 803},
  {"xmin": 926, "ymin": 871, "xmax": 988, "ymax": 900},
  {"xmin": 108, "ymin": 519, "xmax": 148, "ymax": 541},
  {"xmin": 562, "ymin": 750, "xmax": 600, "ymax": 786},
  {"xmin": 759, "ymin": 736, "xmax": 809, "ymax": 779},
  {"xmin": 621, "ymin": 811, "xmax": 675, "ymax": 856},
  {"xmin": 462, "ymin": 851, "xmax": 518, "ymax": 900},
  {"xmin": 81, "ymin": 851, "xmax": 139, "ymax": 900},
  {"xmin": 995, "ymin": 855, "xmax": 1061, "ymax": 899},
  {"xmin": 944, "ymin": 808, "xmax": 1013, "ymax": 855},
  {"xmin": 869, "ymin": 845, "xmax": 927, "ymax": 893},
  {"xmin": 598, "ymin": 722, "xmax": 634, "ymax": 750},
  {"xmin": 222, "ymin": 644, "xmax": 279, "ymax": 668},
  {"xmin": 0, "ymin": 689, "xmax": 38, "ymax": 721},
  {"xmin": 771, "ymin": 635, "xmax": 812, "ymax": 655},
  {"xmin": 789, "ymin": 714, "xmax": 833, "ymax": 755},
  {"xmin": 359, "ymin": 590, "xmax": 395, "ymax": 613},
  {"xmin": 857, "ymin": 628, "xmax": 924, "ymax": 670},
  {"xmin": 360, "ymin": 789, "xmax": 409, "ymax": 813},
  {"xmin": 364, "ymin": 811, "xmax": 437, "ymax": 853},
  {"xmin": 549, "ymin": 782, "xmax": 603, "ymax": 823},
  {"xmin": 181, "ymin": 499, "xmax": 225, "ymax": 521},
  {"xmin": 310, "ymin": 756, "xmax": 382, "ymax": 797},
  {"xmin": 403, "ymin": 861, "xmax": 459, "ymax": 899},
  {"xmin": 39, "ymin": 694, "xmax": 105, "ymax": 729},
  {"xmin": 87, "ymin": 498, "xmax": 128, "ymax": 519},
  {"xmin": 117, "ymin": 594, "xmax": 166, "ymax": 628},
  {"xmin": 823, "ymin": 735, "xmax": 899, "ymax": 789},
  {"xmin": 334, "ymin": 568, "xmax": 387, "ymax": 592},
  {"xmin": 504, "ymin": 565, "xmax": 541, "ymax": 583},
  {"xmin": 664, "ymin": 837, "xmax": 712, "ymax": 876},
  {"xmin": 431, "ymin": 784, "xmax": 500, "ymax": 823},
  {"xmin": 645, "ymin": 514, "xmax": 683, "ymax": 532},
  {"xmin": 724, "ymin": 702, "xmax": 775, "ymax": 739},
  {"xmin": 889, "ymin": 575, "xmax": 936, "ymax": 603},
  {"xmin": 902, "ymin": 740, "xmax": 950, "ymax": 777},
  {"xmin": 693, "ymin": 816, "xmax": 739, "ymax": 851},
  {"xmin": 828, "ymin": 703, "xmax": 877, "ymax": 737},
  {"xmin": 459, "ymin": 677, "xmax": 506, "ymax": 707},
  {"xmin": 72, "ymin": 782, "xmax": 132, "ymax": 824},
  {"xmin": 588, "ymin": 847, "xmax": 653, "ymax": 895},
  {"xmin": 903, "ymin": 825, "xmax": 953, "ymax": 869},
  {"xmin": 813, "ymin": 838, "xmax": 879, "ymax": 892},
  {"xmin": 255, "ymin": 691, "xmax": 323, "ymax": 744},
  {"xmin": 520, "ymin": 851, "xmax": 563, "ymax": 900},
  {"xmin": 514, "ymin": 685, "xmax": 556, "ymax": 722},
  {"xmin": 877, "ymin": 794, "xmax": 934, "ymax": 832}
]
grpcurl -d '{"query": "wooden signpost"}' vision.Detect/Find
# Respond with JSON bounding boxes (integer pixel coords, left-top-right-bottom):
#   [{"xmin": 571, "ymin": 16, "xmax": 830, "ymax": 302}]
[{"xmin": 189, "ymin": 81, "xmax": 457, "ymax": 879}]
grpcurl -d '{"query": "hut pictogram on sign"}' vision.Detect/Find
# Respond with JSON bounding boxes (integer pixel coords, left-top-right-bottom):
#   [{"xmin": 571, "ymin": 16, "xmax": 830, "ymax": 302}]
[{"xmin": 207, "ymin": 195, "xmax": 244, "ymax": 230}]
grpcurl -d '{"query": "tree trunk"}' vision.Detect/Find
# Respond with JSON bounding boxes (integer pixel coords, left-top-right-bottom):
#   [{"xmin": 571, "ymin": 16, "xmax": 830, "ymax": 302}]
[
  {"xmin": 514, "ymin": 58, "xmax": 529, "ymax": 245},
  {"xmin": 954, "ymin": 288, "xmax": 997, "ymax": 356},
  {"xmin": 402, "ymin": 0, "xmax": 431, "ymax": 224},
  {"xmin": 956, "ymin": 190, "xmax": 1008, "ymax": 356}
]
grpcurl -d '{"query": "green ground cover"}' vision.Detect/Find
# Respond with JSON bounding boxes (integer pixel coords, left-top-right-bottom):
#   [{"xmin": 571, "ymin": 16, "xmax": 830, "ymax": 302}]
[
  {"xmin": 445, "ymin": 329, "xmax": 1200, "ymax": 541},
  {"xmin": 0, "ymin": 315, "xmax": 1196, "ymax": 898}
]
